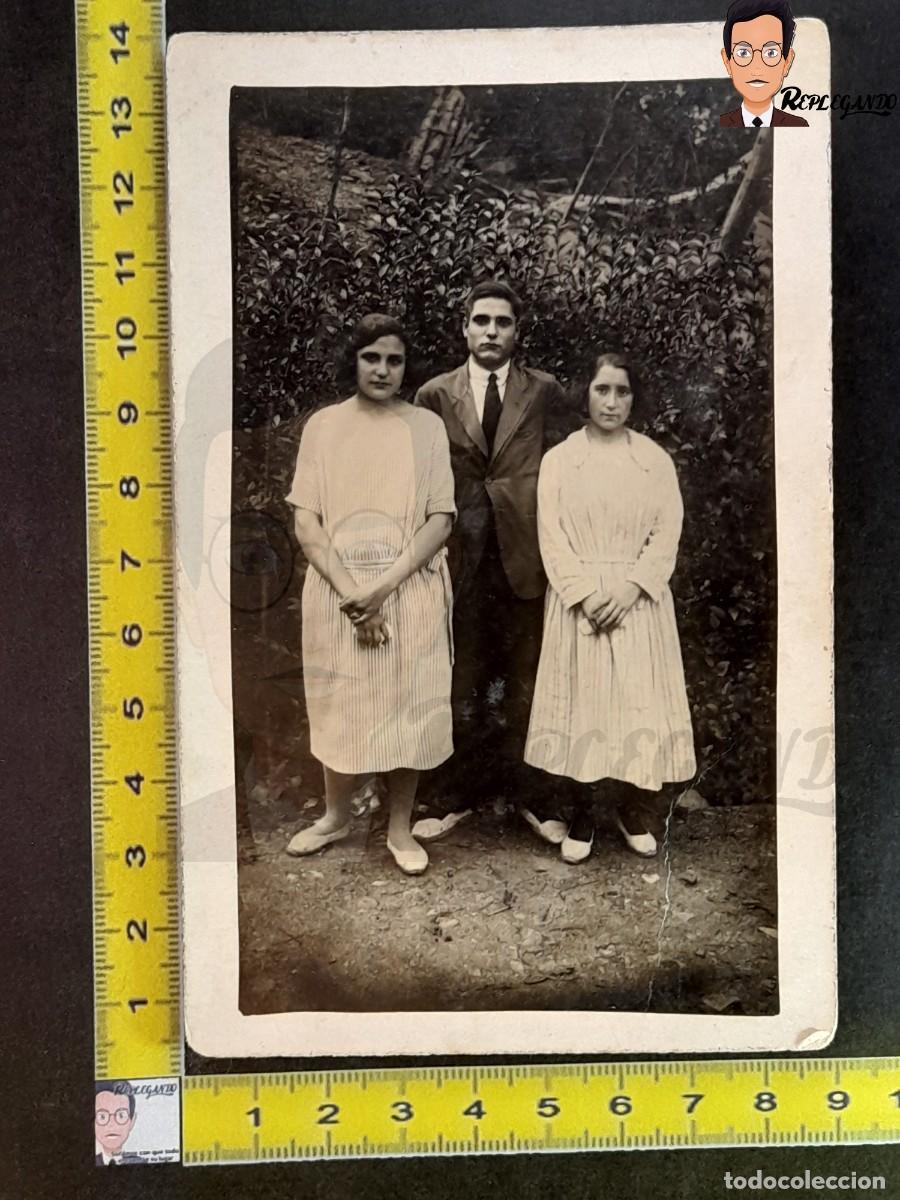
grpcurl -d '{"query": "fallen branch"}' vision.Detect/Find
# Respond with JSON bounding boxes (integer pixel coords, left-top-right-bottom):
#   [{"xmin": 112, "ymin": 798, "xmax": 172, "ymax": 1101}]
[{"xmin": 550, "ymin": 151, "xmax": 754, "ymax": 216}]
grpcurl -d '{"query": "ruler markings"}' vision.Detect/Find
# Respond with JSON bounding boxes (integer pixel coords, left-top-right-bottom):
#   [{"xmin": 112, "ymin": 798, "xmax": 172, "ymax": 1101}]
[
  {"xmin": 78, "ymin": 0, "xmax": 179, "ymax": 1083},
  {"xmin": 176, "ymin": 1056, "xmax": 900, "ymax": 1166}
]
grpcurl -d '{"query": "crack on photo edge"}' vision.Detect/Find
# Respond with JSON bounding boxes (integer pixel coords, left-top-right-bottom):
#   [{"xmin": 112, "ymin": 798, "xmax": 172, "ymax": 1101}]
[{"xmin": 645, "ymin": 739, "xmax": 739, "ymax": 1013}]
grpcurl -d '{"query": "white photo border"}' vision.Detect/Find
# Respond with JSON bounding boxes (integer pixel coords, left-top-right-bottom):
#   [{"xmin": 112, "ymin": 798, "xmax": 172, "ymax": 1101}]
[{"xmin": 168, "ymin": 22, "xmax": 834, "ymax": 1058}]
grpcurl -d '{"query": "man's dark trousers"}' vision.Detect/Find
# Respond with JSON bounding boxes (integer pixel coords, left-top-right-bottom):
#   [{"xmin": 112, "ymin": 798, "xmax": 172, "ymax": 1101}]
[{"xmin": 445, "ymin": 528, "xmax": 544, "ymax": 804}]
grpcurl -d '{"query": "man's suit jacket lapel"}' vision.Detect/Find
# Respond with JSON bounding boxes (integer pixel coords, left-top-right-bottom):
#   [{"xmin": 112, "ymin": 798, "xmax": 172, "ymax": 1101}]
[
  {"xmin": 491, "ymin": 362, "xmax": 533, "ymax": 461},
  {"xmin": 448, "ymin": 364, "xmax": 489, "ymax": 457}
]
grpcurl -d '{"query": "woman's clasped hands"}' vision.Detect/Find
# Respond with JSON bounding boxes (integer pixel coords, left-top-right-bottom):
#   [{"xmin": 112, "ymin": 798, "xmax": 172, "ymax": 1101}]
[
  {"xmin": 581, "ymin": 581, "xmax": 642, "ymax": 633},
  {"xmin": 340, "ymin": 581, "xmax": 392, "ymax": 648}
]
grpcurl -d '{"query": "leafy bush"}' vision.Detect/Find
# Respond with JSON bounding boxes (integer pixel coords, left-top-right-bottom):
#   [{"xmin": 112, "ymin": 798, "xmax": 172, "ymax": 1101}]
[{"xmin": 234, "ymin": 165, "xmax": 775, "ymax": 804}]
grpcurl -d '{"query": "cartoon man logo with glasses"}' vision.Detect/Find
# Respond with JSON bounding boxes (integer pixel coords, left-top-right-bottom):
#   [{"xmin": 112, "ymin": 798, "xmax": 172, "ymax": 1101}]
[
  {"xmin": 720, "ymin": 0, "xmax": 809, "ymax": 126},
  {"xmin": 95, "ymin": 1082, "xmax": 143, "ymax": 1165}
]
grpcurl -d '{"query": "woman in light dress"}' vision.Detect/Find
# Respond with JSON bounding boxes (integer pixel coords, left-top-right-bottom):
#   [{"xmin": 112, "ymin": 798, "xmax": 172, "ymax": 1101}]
[
  {"xmin": 524, "ymin": 352, "xmax": 696, "ymax": 864},
  {"xmin": 285, "ymin": 314, "xmax": 456, "ymax": 875}
]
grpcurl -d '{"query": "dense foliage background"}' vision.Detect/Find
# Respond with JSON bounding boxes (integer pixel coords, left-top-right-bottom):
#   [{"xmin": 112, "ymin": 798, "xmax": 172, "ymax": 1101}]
[{"xmin": 230, "ymin": 83, "xmax": 776, "ymax": 805}]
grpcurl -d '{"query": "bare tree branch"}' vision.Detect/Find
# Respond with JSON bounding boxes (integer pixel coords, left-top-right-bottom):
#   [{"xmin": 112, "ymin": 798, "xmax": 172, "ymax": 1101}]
[
  {"xmin": 720, "ymin": 133, "xmax": 769, "ymax": 252},
  {"xmin": 563, "ymin": 82, "xmax": 628, "ymax": 222},
  {"xmin": 685, "ymin": 128, "xmax": 707, "ymax": 197},
  {"xmin": 587, "ymin": 141, "xmax": 637, "ymax": 215},
  {"xmin": 327, "ymin": 91, "xmax": 351, "ymax": 218}
]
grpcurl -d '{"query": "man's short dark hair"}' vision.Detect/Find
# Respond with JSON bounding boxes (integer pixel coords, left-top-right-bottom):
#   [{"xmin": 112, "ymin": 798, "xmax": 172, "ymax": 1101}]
[
  {"xmin": 464, "ymin": 279, "xmax": 524, "ymax": 322},
  {"xmin": 95, "ymin": 1081, "xmax": 136, "ymax": 1119},
  {"xmin": 722, "ymin": 0, "xmax": 796, "ymax": 56}
]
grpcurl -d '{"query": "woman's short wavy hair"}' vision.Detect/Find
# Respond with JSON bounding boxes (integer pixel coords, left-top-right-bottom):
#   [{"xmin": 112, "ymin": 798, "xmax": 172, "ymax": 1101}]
[{"xmin": 336, "ymin": 312, "xmax": 414, "ymax": 394}]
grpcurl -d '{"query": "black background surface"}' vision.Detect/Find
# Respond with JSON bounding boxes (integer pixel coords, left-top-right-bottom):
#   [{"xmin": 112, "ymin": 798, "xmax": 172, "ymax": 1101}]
[{"xmin": 3, "ymin": 0, "xmax": 900, "ymax": 1195}]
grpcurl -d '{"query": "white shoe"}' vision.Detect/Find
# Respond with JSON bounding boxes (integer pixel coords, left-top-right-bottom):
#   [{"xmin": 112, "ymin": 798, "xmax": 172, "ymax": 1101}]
[
  {"xmin": 615, "ymin": 815, "xmax": 658, "ymax": 858},
  {"xmin": 386, "ymin": 836, "xmax": 429, "ymax": 875},
  {"xmin": 520, "ymin": 806, "xmax": 568, "ymax": 846},
  {"xmin": 411, "ymin": 809, "xmax": 473, "ymax": 842},
  {"xmin": 561, "ymin": 826, "xmax": 594, "ymax": 864},
  {"xmin": 286, "ymin": 821, "xmax": 350, "ymax": 856}
]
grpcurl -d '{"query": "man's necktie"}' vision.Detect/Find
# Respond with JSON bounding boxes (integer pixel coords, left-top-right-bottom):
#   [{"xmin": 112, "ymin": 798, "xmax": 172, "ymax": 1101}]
[
  {"xmin": 482, "ymin": 372, "xmax": 502, "ymax": 452},
  {"xmin": 752, "ymin": 116, "xmax": 763, "ymax": 127}
]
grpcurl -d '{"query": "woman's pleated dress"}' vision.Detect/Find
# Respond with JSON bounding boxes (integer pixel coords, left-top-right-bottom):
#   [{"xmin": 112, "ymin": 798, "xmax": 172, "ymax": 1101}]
[
  {"xmin": 286, "ymin": 398, "xmax": 456, "ymax": 774},
  {"xmin": 524, "ymin": 426, "xmax": 696, "ymax": 790}
]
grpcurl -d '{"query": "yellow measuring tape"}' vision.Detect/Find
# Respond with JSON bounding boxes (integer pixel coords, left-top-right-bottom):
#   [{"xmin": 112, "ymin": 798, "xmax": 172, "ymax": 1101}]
[
  {"xmin": 77, "ymin": 0, "xmax": 896, "ymax": 1166},
  {"xmin": 184, "ymin": 1059, "xmax": 900, "ymax": 1163},
  {"xmin": 77, "ymin": 0, "xmax": 178, "ymax": 1082}
]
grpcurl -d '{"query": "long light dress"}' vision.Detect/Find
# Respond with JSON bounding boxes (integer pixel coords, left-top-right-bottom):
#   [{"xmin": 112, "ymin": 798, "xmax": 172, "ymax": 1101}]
[
  {"xmin": 286, "ymin": 397, "xmax": 456, "ymax": 774},
  {"xmin": 524, "ymin": 426, "xmax": 696, "ymax": 790}
]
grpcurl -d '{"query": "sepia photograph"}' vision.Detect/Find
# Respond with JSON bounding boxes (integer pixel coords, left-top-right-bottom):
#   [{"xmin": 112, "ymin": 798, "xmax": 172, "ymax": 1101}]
[{"xmin": 168, "ymin": 24, "xmax": 834, "ymax": 1057}]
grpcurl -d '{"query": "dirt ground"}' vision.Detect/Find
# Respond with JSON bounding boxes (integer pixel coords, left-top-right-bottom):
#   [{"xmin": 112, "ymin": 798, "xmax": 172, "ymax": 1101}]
[
  {"xmin": 227, "ymin": 520, "xmax": 778, "ymax": 1020},
  {"xmin": 237, "ymin": 789, "xmax": 778, "ymax": 1017}
]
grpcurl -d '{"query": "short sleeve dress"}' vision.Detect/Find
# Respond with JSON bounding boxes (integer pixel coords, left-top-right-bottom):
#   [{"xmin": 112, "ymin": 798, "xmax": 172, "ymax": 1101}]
[
  {"xmin": 524, "ymin": 426, "xmax": 696, "ymax": 791},
  {"xmin": 287, "ymin": 397, "xmax": 456, "ymax": 774}
]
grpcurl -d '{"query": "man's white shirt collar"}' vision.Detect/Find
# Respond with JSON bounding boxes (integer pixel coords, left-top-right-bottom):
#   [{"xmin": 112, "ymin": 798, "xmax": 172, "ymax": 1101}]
[
  {"xmin": 467, "ymin": 356, "xmax": 510, "ymax": 422},
  {"xmin": 741, "ymin": 101, "xmax": 773, "ymax": 127},
  {"xmin": 468, "ymin": 356, "xmax": 510, "ymax": 390}
]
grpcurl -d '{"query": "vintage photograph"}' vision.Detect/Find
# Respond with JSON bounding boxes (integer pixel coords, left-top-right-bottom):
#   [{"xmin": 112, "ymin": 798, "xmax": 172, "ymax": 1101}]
[
  {"xmin": 229, "ymin": 79, "xmax": 778, "ymax": 1018},
  {"xmin": 169, "ymin": 25, "xmax": 834, "ymax": 1057}
]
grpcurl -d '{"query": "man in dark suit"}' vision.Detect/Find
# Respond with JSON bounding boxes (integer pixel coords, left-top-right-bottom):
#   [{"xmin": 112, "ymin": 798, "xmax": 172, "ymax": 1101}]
[
  {"xmin": 412, "ymin": 280, "xmax": 565, "ymax": 838},
  {"xmin": 719, "ymin": 0, "xmax": 809, "ymax": 127}
]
